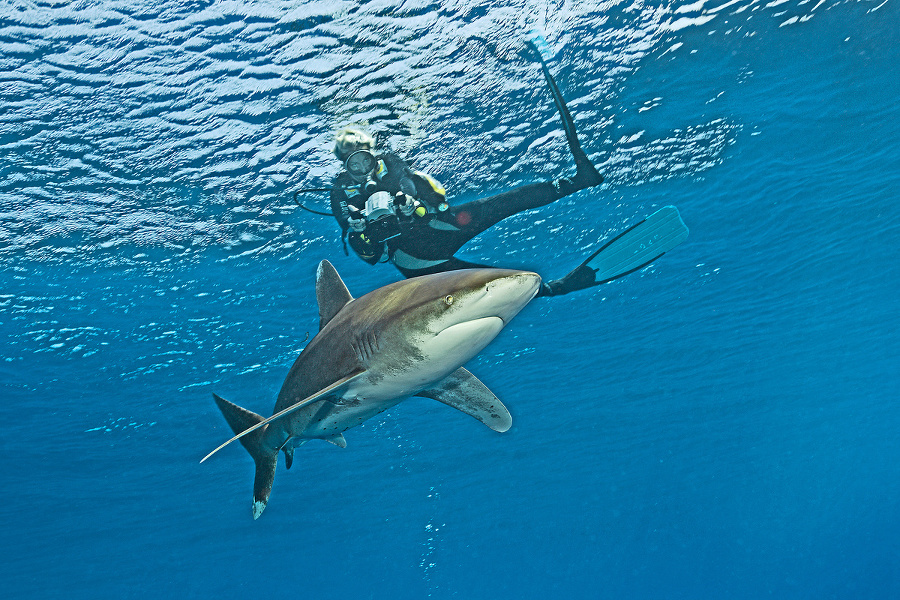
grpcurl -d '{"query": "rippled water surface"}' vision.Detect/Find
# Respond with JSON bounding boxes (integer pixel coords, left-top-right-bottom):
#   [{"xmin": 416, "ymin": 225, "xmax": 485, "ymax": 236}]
[{"xmin": 2, "ymin": 1, "xmax": 898, "ymax": 598}]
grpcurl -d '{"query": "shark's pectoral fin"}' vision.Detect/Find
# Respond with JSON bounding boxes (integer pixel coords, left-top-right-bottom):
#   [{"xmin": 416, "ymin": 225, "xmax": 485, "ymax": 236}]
[{"xmin": 416, "ymin": 367, "xmax": 512, "ymax": 433}]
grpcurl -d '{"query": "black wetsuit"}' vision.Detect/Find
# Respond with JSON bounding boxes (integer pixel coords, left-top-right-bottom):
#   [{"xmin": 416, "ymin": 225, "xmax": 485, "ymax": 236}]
[{"xmin": 330, "ymin": 152, "xmax": 582, "ymax": 279}]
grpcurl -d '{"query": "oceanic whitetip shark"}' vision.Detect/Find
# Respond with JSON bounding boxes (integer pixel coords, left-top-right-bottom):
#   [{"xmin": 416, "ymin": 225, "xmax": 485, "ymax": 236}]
[{"xmin": 202, "ymin": 260, "xmax": 541, "ymax": 519}]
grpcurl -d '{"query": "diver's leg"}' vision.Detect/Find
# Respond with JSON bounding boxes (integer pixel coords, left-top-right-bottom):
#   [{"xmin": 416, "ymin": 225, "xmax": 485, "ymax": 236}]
[
  {"xmin": 535, "ymin": 42, "xmax": 603, "ymax": 190},
  {"xmin": 392, "ymin": 53, "xmax": 605, "ymax": 278},
  {"xmin": 388, "ymin": 181, "xmax": 562, "ymax": 271},
  {"xmin": 393, "ymin": 256, "xmax": 494, "ymax": 278},
  {"xmin": 399, "ymin": 253, "xmax": 588, "ymax": 298},
  {"xmin": 441, "ymin": 50, "xmax": 607, "ymax": 240},
  {"xmin": 426, "ymin": 174, "xmax": 595, "ymax": 254},
  {"xmin": 447, "ymin": 181, "xmax": 561, "ymax": 240},
  {"xmin": 538, "ymin": 264, "xmax": 596, "ymax": 296}
]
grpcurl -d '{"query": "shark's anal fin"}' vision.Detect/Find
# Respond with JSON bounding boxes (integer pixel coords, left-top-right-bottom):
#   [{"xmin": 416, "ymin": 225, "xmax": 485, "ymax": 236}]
[
  {"xmin": 416, "ymin": 368, "xmax": 512, "ymax": 433},
  {"xmin": 316, "ymin": 260, "xmax": 354, "ymax": 330},
  {"xmin": 201, "ymin": 369, "xmax": 367, "ymax": 464}
]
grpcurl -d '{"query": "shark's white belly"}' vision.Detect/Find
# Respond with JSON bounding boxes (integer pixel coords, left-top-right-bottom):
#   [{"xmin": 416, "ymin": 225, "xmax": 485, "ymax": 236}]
[
  {"xmin": 303, "ymin": 316, "xmax": 506, "ymax": 439},
  {"xmin": 303, "ymin": 393, "xmax": 405, "ymax": 438}
]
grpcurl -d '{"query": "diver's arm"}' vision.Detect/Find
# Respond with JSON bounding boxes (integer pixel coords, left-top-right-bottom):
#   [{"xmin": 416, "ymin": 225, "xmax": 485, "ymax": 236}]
[
  {"xmin": 329, "ymin": 190, "xmax": 347, "ymax": 227},
  {"xmin": 329, "ymin": 174, "xmax": 358, "ymax": 228},
  {"xmin": 409, "ymin": 170, "xmax": 447, "ymax": 211},
  {"xmin": 379, "ymin": 152, "xmax": 447, "ymax": 210}
]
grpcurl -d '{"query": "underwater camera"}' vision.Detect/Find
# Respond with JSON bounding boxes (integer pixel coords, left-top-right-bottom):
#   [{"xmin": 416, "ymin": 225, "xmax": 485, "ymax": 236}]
[{"xmin": 363, "ymin": 191, "xmax": 402, "ymax": 242}]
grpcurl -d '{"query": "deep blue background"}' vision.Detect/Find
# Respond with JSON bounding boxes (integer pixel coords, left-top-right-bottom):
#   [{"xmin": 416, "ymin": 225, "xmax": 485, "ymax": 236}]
[{"xmin": 2, "ymin": 1, "xmax": 897, "ymax": 598}]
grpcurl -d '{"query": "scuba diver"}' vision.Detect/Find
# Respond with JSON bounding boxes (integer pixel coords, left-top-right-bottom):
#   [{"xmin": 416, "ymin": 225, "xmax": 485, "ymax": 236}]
[
  {"xmin": 320, "ymin": 36, "xmax": 688, "ymax": 297},
  {"xmin": 329, "ymin": 125, "xmax": 602, "ymax": 296}
]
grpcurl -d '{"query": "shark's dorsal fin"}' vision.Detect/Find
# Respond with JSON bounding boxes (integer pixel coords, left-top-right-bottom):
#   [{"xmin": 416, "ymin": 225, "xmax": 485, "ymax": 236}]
[
  {"xmin": 416, "ymin": 367, "xmax": 512, "ymax": 433},
  {"xmin": 316, "ymin": 260, "xmax": 354, "ymax": 330}
]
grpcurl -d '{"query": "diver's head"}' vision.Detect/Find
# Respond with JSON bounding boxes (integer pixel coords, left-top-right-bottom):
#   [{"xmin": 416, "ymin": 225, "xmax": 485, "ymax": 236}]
[{"xmin": 334, "ymin": 126, "xmax": 375, "ymax": 162}]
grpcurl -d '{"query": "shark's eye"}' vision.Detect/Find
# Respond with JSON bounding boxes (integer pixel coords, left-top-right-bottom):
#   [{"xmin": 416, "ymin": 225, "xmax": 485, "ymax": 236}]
[{"xmin": 443, "ymin": 295, "xmax": 454, "ymax": 306}]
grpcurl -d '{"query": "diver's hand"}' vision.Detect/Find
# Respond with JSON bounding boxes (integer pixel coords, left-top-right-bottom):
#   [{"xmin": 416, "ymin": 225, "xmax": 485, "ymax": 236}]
[
  {"xmin": 396, "ymin": 192, "xmax": 416, "ymax": 216},
  {"xmin": 348, "ymin": 216, "xmax": 367, "ymax": 232}
]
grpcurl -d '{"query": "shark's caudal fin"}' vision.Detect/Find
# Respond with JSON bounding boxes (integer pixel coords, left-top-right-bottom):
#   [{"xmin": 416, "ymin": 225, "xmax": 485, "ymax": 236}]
[
  {"xmin": 212, "ymin": 394, "xmax": 278, "ymax": 520},
  {"xmin": 202, "ymin": 371, "xmax": 366, "ymax": 466}
]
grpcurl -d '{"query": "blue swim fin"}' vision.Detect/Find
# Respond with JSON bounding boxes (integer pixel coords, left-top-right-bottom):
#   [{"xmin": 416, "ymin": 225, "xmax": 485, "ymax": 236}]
[
  {"xmin": 546, "ymin": 206, "xmax": 689, "ymax": 294},
  {"xmin": 526, "ymin": 32, "xmax": 601, "ymax": 187},
  {"xmin": 587, "ymin": 205, "xmax": 689, "ymax": 283}
]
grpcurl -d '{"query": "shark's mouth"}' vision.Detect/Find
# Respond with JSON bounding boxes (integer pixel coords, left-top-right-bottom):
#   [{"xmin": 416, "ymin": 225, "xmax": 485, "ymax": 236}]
[{"xmin": 433, "ymin": 316, "xmax": 504, "ymax": 354}]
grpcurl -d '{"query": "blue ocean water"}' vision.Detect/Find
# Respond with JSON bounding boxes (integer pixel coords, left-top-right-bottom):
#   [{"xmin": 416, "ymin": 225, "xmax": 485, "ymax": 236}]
[{"xmin": 2, "ymin": 0, "xmax": 898, "ymax": 598}]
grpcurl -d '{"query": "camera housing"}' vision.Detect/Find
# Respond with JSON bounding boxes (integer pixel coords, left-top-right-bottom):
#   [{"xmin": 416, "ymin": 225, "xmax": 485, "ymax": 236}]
[{"xmin": 362, "ymin": 191, "xmax": 401, "ymax": 242}]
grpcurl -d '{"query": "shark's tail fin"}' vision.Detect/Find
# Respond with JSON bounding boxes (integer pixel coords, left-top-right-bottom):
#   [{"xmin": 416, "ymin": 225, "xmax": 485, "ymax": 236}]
[{"xmin": 212, "ymin": 394, "xmax": 278, "ymax": 520}]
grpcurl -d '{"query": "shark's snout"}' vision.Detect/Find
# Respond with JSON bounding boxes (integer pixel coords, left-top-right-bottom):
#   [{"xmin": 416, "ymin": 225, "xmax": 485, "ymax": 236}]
[{"xmin": 484, "ymin": 271, "xmax": 541, "ymax": 323}]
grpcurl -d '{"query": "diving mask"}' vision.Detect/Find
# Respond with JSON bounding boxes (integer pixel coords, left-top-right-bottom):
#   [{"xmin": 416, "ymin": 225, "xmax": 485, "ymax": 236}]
[{"xmin": 345, "ymin": 149, "xmax": 377, "ymax": 179}]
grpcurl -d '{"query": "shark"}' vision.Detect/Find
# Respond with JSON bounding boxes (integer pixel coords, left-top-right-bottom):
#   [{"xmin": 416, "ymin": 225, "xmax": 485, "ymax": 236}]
[{"xmin": 202, "ymin": 259, "xmax": 541, "ymax": 519}]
